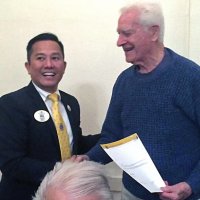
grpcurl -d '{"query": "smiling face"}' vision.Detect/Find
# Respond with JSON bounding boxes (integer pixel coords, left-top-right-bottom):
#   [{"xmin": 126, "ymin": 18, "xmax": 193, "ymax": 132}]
[
  {"xmin": 117, "ymin": 10, "xmax": 155, "ymax": 65},
  {"xmin": 25, "ymin": 40, "xmax": 66, "ymax": 93}
]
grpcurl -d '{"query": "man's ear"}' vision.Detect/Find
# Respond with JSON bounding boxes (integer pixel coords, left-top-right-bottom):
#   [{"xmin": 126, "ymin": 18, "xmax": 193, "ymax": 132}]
[
  {"xmin": 25, "ymin": 62, "xmax": 31, "ymax": 74},
  {"xmin": 150, "ymin": 25, "xmax": 160, "ymax": 41},
  {"xmin": 63, "ymin": 61, "xmax": 67, "ymax": 73}
]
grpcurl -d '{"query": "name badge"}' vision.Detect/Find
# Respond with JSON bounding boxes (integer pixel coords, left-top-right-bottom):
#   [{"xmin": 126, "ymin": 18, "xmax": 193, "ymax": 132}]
[{"xmin": 34, "ymin": 110, "xmax": 50, "ymax": 122}]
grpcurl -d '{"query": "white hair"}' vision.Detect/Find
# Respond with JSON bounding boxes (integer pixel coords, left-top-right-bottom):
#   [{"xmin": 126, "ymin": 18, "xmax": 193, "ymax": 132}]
[
  {"xmin": 120, "ymin": 1, "xmax": 164, "ymax": 42},
  {"xmin": 33, "ymin": 160, "xmax": 113, "ymax": 200}
]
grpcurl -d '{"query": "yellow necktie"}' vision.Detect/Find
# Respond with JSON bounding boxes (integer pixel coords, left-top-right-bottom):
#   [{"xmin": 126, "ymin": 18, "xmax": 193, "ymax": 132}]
[{"xmin": 48, "ymin": 93, "xmax": 71, "ymax": 161}]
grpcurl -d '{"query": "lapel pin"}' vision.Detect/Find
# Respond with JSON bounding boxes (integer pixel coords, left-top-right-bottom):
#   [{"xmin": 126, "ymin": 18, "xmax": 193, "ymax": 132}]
[{"xmin": 67, "ymin": 105, "xmax": 71, "ymax": 112}]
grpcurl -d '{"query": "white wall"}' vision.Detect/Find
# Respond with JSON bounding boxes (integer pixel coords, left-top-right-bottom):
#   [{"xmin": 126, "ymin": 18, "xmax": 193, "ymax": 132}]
[
  {"xmin": 0, "ymin": 0, "xmax": 195, "ymax": 134},
  {"xmin": 0, "ymin": 0, "xmax": 200, "ymax": 189},
  {"xmin": 0, "ymin": 0, "xmax": 127, "ymax": 133},
  {"xmin": 189, "ymin": 0, "xmax": 200, "ymax": 63}
]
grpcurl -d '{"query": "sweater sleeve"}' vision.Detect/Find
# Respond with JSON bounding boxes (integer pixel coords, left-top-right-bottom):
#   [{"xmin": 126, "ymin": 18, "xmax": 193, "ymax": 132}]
[
  {"xmin": 87, "ymin": 73, "xmax": 125, "ymax": 164},
  {"xmin": 174, "ymin": 68, "xmax": 200, "ymax": 195}
]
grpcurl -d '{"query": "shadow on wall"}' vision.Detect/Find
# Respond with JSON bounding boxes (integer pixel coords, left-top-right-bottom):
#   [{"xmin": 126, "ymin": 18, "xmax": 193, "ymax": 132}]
[
  {"xmin": 73, "ymin": 82, "xmax": 108, "ymax": 134},
  {"xmin": 74, "ymin": 83, "xmax": 123, "ymax": 196}
]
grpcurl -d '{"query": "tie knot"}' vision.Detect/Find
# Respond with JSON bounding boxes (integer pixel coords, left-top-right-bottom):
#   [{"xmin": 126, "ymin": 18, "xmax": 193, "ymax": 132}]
[{"xmin": 48, "ymin": 93, "xmax": 59, "ymax": 102}]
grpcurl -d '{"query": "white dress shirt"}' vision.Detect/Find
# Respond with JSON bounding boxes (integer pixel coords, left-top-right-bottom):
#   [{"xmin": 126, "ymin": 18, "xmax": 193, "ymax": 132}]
[{"xmin": 32, "ymin": 82, "xmax": 73, "ymax": 149}]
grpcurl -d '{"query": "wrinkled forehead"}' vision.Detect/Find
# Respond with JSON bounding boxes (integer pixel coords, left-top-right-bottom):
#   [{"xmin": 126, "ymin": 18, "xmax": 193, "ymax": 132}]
[
  {"xmin": 117, "ymin": 10, "xmax": 141, "ymax": 32},
  {"xmin": 119, "ymin": 9, "xmax": 140, "ymax": 24}
]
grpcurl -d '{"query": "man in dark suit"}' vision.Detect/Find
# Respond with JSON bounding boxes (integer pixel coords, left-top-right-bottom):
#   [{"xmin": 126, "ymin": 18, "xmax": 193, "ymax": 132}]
[{"xmin": 0, "ymin": 33, "xmax": 100, "ymax": 200}]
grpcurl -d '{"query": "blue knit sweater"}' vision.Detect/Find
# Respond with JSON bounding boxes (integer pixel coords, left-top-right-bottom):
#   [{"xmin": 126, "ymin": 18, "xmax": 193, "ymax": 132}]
[{"xmin": 88, "ymin": 48, "xmax": 200, "ymax": 199}]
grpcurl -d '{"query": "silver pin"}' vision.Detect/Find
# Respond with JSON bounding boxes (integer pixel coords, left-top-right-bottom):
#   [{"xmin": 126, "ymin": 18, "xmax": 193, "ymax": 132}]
[{"xmin": 67, "ymin": 105, "xmax": 71, "ymax": 112}]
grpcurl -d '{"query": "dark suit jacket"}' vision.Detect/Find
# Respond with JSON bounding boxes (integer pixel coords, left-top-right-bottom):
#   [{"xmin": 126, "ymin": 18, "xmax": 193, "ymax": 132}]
[{"xmin": 0, "ymin": 82, "xmax": 100, "ymax": 200}]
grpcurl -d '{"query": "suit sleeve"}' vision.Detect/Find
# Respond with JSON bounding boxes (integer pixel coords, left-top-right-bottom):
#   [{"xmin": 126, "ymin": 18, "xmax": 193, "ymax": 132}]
[{"xmin": 87, "ymin": 78, "xmax": 124, "ymax": 163}]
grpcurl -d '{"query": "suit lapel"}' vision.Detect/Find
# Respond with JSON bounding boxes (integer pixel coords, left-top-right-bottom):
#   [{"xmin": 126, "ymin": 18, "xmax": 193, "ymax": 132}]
[
  {"xmin": 26, "ymin": 82, "xmax": 60, "ymax": 146},
  {"xmin": 60, "ymin": 93, "xmax": 74, "ymax": 127}
]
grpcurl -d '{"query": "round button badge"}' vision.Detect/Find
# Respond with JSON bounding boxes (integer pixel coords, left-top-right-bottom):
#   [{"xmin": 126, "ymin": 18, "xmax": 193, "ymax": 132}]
[{"xmin": 34, "ymin": 110, "xmax": 50, "ymax": 122}]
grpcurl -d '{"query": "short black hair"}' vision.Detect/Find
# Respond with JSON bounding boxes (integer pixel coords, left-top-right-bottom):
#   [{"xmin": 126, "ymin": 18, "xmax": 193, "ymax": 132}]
[{"xmin": 26, "ymin": 32, "xmax": 65, "ymax": 62}]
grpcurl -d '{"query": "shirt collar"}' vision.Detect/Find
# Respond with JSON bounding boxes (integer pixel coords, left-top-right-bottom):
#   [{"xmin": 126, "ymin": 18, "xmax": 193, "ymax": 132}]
[{"xmin": 32, "ymin": 81, "xmax": 61, "ymax": 101}]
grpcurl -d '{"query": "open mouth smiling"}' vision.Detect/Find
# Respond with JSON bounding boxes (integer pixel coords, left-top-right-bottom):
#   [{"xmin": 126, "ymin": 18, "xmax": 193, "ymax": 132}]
[
  {"xmin": 42, "ymin": 72, "xmax": 56, "ymax": 77},
  {"xmin": 123, "ymin": 46, "xmax": 134, "ymax": 52}
]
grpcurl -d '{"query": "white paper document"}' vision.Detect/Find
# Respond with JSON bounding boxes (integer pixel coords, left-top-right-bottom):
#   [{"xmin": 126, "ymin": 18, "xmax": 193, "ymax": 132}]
[{"xmin": 101, "ymin": 134, "xmax": 165, "ymax": 193}]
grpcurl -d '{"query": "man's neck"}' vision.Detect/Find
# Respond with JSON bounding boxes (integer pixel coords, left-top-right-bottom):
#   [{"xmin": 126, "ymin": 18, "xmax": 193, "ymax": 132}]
[{"xmin": 136, "ymin": 45, "xmax": 165, "ymax": 74}]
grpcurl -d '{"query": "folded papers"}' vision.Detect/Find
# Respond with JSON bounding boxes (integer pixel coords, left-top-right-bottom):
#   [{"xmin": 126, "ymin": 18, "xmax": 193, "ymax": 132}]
[{"xmin": 101, "ymin": 133, "xmax": 165, "ymax": 193}]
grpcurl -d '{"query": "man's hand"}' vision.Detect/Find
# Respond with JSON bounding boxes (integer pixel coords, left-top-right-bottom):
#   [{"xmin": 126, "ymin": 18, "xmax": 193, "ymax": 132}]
[{"xmin": 159, "ymin": 182, "xmax": 192, "ymax": 200}]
